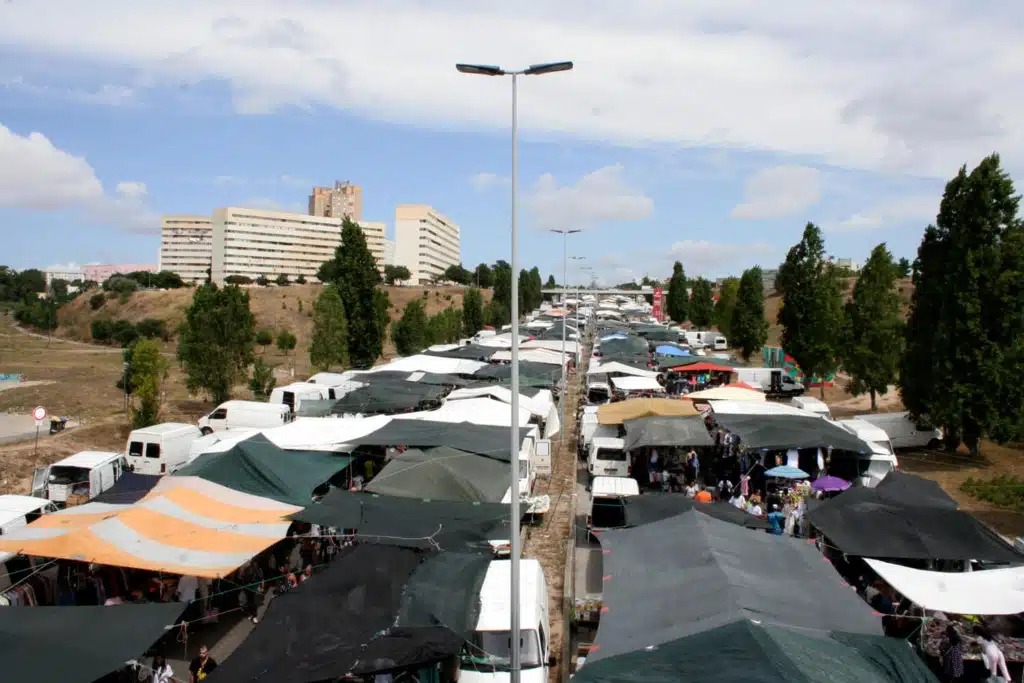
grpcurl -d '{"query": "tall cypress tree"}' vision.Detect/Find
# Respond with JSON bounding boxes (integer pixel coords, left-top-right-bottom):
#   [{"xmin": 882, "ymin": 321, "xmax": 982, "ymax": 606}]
[
  {"xmin": 842, "ymin": 244, "xmax": 902, "ymax": 410},
  {"xmin": 666, "ymin": 261, "xmax": 688, "ymax": 323},
  {"xmin": 463, "ymin": 287, "xmax": 485, "ymax": 337},
  {"xmin": 688, "ymin": 278, "xmax": 715, "ymax": 328},
  {"xmin": 491, "ymin": 260, "xmax": 512, "ymax": 325},
  {"xmin": 731, "ymin": 267, "xmax": 768, "ymax": 360},
  {"xmin": 714, "ymin": 277, "xmax": 739, "ymax": 337},
  {"xmin": 900, "ymin": 226, "xmax": 946, "ymax": 424},
  {"xmin": 319, "ymin": 218, "xmax": 382, "ymax": 368}
]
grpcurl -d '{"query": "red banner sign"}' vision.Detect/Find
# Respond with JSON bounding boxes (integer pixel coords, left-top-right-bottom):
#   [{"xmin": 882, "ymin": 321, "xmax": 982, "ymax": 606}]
[{"xmin": 653, "ymin": 287, "xmax": 664, "ymax": 321}]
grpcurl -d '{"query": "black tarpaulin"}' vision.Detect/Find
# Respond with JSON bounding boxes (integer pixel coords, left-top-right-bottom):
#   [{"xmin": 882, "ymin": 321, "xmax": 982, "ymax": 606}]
[
  {"xmin": 874, "ymin": 472, "xmax": 958, "ymax": 509},
  {"xmin": 423, "ymin": 345, "xmax": 496, "ymax": 361},
  {"xmin": 473, "ymin": 362, "xmax": 561, "ymax": 387},
  {"xmin": 620, "ymin": 493, "xmax": 771, "ymax": 531},
  {"xmin": 807, "ymin": 488, "xmax": 1021, "ymax": 562},
  {"xmin": 574, "ymin": 619, "xmax": 938, "ymax": 683},
  {"xmin": 590, "ymin": 509, "xmax": 881, "ymax": 663},
  {"xmin": 92, "ymin": 472, "xmax": 161, "ymax": 504},
  {"xmin": 292, "ymin": 490, "xmax": 513, "ymax": 551},
  {"xmin": 331, "ymin": 380, "xmax": 448, "ymax": 415},
  {"xmin": 365, "ymin": 446, "xmax": 509, "ymax": 503},
  {"xmin": 348, "ymin": 420, "xmax": 532, "ymax": 462},
  {"xmin": 366, "ymin": 370, "xmax": 474, "ymax": 386},
  {"xmin": 622, "ymin": 415, "xmax": 713, "ymax": 450},
  {"xmin": 0, "ymin": 603, "xmax": 184, "ymax": 683},
  {"xmin": 713, "ymin": 414, "xmax": 871, "ymax": 452},
  {"xmin": 211, "ymin": 545, "xmax": 488, "ymax": 682}
]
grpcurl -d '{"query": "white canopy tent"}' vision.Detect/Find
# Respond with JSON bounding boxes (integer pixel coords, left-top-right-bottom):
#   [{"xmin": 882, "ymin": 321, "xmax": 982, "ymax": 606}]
[
  {"xmin": 587, "ymin": 361, "xmax": 660, "ymax": 379},
  {"xmin": 364, "ymin": 354, "xmax": 486, "ymax": 376},
  {"xmin": 261, "ymin": 415, "xmax": 393, "ymax": 451},
  {"xmin": 446, "ymin": 386, "xmax": 552, "ymax": 418},
  {"xmin": 395, "ymin": 398, "xmax": 533, "ymax": 427},
  {"xmin": 688, "ymin": 387, "xmax": 767, "ymax": 403},
  {"xmin": 490, "ymin": 348, "xmax": 566, "ymax": 366},
  {"xmin": 865, "ymin": 558, "xmax": 1024, "ymax": 616},
  {"xmin": 610, "ymin": 376, "xmax": 665, "ymax": 393}
]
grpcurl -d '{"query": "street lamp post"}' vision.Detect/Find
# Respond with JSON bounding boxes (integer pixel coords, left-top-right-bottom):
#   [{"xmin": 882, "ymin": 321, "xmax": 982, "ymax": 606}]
[
  {"xmin": 570, "ymin": 256, "xmax": 587, "ymax": 322},
  {"xmin": 550, "ymin": 229, "xmax": 581, "ymax": 444},
  {"xmin": 457, "ymin": 60, "xmax": 572, "ymax": 683}
]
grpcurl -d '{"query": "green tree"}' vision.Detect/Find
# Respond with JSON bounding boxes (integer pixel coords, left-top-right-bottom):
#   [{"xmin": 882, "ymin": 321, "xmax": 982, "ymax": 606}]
[
  {"xmin": 255, "ymin": 274, "xmax": 269, "ymax": 287},
  {"xmin": 91, "ymin": 319, "xmax": 113, "ymax": 343},
  {"xmin": 443, "ymin": 264, "xmax": 473, "ymax": 285},
  {"xmin": 136, "ymin": 318, "xmax": 168, "ymax": 341},
  {"xmin": 309, "ymin": 285, "xmax": 349, "ymax": 371},
  {"xmin": 427, "ymin": 307, "xmax": 463, "ymax": 345},
  {"xmin": 276, "ymin": 329, "xmax": 297, "ymax": 355},
  {"xmin": 688, "ymin": 278, "xmax": 715, "ymax": 328},
  {"xmin": 317, "ymin": 217, "xmax": 382, "ymax": 368},
  {"xmin": 89, "ymin": 292, "xmax": 106, "ymax": 310},
  {"xmin": 778, "ymin": 223, "xmax": 844, "ymax": 398},
  {"xmin": 490, "ymin": 260, "xmax": 513, "ymax": 325},
  {"xmin": 714, "ymin": 277, "xmax": 739, "ymax": 337},
  {"xmin": 256, "ymin": 328, "xmax": 274, "ymax": 351},
  {"xmin": 545, "ymin": 274, "xmax": 557, "ymax": 288},
  {"xmin": 666, "ymin": 262, "xmax": 688, "ymax": 323},
  {"xmin": 249, "ymin": 357, "xmax": 277, "ymax": 402},
  {"xmin": 383, "ymin": 264, "xmax": 411, "ymax": 285},
  {"xmin": 177, "ymin": 283, "xmax": 256, "ymax": 403},
  {"xmin": 528, "ymin": 267, "xmax": 543, "ymax": 311},
  {"xmin": 392, "ymin": 299, "xmax": 428, "ymax": 355},
  {"xmin": 130, "ymin": 338, "xmax": 169, "ymax": 428},
  {"xmin": 372, "ymin": 289, "xmax": 391, "ymax": 359},
  {"xmin": 275, "ymin": 273, "xmax": 290, "ymax": 286},
  {"xmin": 731, "ymin": 267, "xmax": 769, "ymax": 360},
  {"xmin": 296, "ymin": 273, "xmax": 307, "ymax": 285},
  {"xmin": 842, "ymin": 244, "xmax": 903, "ymax": 410},
  {"xmin": 463, "ymin": 288, "xmax": 485, "ymax": 336},
  {"xmin": 896, "ymin": 257, "xmax": 911, "ymax": 278},
  {"xmin": 225, "ymin": 275, "xmax": 252, "ymax": 285},
  {"xmin": 112, "ymin": 319, "xmax": 139, "ymax": 347},
  {"xmin": 474, "ymin": 263, "xmax": 494, "ymax": 288}
]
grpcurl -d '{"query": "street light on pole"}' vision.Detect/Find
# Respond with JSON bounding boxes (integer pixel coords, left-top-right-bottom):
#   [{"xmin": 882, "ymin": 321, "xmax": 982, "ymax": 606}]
[
  {"xmin": 456, "ymin": 59, "xmax": 573, "ymax": 683},
  {"xmin": 550, "ymin": 229, "xmax": 581, "ymax": 445},
  {"xmin": 570, "ymin": 256, "xmax": 587, "ymax": 317}
]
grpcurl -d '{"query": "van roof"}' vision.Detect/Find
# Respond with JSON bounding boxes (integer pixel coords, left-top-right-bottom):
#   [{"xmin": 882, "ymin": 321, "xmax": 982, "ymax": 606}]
[
  {"xmin": 591, "ymin": 436, "xmax": 626, "ymax": 450},
  {"xmin": 838, "ymin": 418, "xmax": 890, "ymax": 443},
  {"xmin": 52, "ymin": 451, "xmax": 121, "ymax": 469},
  {"xmin": 277, "ymin": 382, "xmax": 323, "ymax": 392},
  {"xmin": 592, "ymin": 476, "xmax": 640, "ymax": 498},
  {"xmin": 0, "ymin": 495, "xmax": 51, "ymax": 523},
  {"xmin": 215, "ymin": 400, "xmax": 288, "ymax": 412},
  {"xmin": 130, "ymin": 422, "xmax": 199, "ymax": 436},
  {"xmin": 476, "ymin": 559, "xmax": 545, "ymax": 631}
]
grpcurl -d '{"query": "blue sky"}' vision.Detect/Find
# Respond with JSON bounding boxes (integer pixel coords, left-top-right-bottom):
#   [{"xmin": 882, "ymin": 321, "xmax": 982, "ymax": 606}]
[{"xmin": 1, "ymin": 1, "xmax": 1021, "ymax": 284}]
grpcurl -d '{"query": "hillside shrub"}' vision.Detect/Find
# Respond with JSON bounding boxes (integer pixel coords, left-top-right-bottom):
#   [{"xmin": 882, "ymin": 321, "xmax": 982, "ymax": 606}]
[
  {"xmin": 961, "ymin": 475, "xmax": 1024, "ymax": 511},
  {"xmin": 91, "ymin": 319, "xmax": 114, "ymax": 343},
  {"xmin": 89, "ymin": 292, "xmax": 106, "ymax": 310},
  {"xmin": 136, "ymin": 318, "xmax": 169, "ymax": 341}
]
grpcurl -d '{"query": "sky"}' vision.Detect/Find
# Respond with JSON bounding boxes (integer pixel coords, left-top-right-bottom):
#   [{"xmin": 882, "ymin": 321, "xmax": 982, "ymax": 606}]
[{"xmin": 1, "ymin": 1, "xmax": 1023, "ymax": 285}]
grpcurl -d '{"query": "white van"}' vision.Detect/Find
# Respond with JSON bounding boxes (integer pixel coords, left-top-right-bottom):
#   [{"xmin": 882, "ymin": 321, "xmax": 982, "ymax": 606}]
[
  {"xmin": 713, "ymin": 336, "xmax": 728, "ymax": 351},
  {"xmin": 837, "ymin": 418, "xmax": 899, "ymax": 487},
  {"xmin": 270, "ymin": 382, "xmax": 333, "ymax": 413},
  {"xmin": 856, "ymin": 411, "xmax": 943, "ymax": 450},
  {"xmin": 0, "ymin": 495, "xmax": 57, "ymax": 535},
  {"xmin": 126, "ymin": 423, "xmax": 203, "ymax": 475},
  {"xmin": 734, "ymin": 368, "xmax": 805, "ymax": 397},
  {"xmin": 31, "ymin": 451, "xmax": 126, "ymax": 507},
  {"xmin": 460, "ymin": 559, "xmax": 552, "ymax": 683},
  {"xmin": 588, "ymin": 476, "xmax": 640, "ymax": 529},
  {"xmin": 198, "ymin": 400, "xmax": 293, "ymax": 434},
  {"xmin": 791, "ymin": 396, "xmax": 832, "ymax": 419},
  {"xmin": 588, "ymin": 436, "xmax": 629, "ymax": 482}
]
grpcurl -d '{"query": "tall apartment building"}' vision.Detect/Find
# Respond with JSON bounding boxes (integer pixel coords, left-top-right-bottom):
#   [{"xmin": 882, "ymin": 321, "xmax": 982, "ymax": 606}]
[
  {"xmin": 159, "ymin": 216, "xmax": 214, "ymax": 283},
  {"xmin": 209, "ymin": 207, "xmax": 386, "ymax": 284},
  {"xmin": 394, "ymin": 204, "xmax": 461, "ymax": 284},
  {"xmin": 308, "ymin": 181, "xmax": 363, "ymax": 221}
]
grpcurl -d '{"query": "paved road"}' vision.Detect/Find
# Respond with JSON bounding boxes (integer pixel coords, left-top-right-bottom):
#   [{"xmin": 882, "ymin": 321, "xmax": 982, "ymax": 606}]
[
  {"xmin": 0, "ymin": 413, "xmax": 41, "ymax": 445},
  {"xmin": 574, "ymin": 463, "xmax": 604, "ymax": 600}
]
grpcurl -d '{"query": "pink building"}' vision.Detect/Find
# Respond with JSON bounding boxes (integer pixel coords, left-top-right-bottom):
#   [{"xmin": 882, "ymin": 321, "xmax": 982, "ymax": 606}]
[{"xmin": 82, "ymin": 264, "xmax": 158, "ymax": 282}]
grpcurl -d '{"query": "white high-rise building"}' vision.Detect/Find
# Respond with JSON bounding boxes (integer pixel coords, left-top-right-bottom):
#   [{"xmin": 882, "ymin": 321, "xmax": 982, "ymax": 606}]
[
  {"xmin": 382, "ymin": 239, "xmax": 396, "ymax": 267},
  {"xmin": 394, "ymin": 204, "xmax": 461, "ymax": 284},
  {"xmin": 209, "ymin": 207, "xmax": 386, "ymax": 284},
  {"xmin": 159, "ymin": 216, "xmax": 214, "ymax": 284}
]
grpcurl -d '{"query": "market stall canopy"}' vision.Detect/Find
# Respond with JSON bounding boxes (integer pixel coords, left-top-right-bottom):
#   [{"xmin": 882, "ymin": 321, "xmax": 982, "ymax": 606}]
[
  {"xmin": 588, "ymin": 361, "xmax": 659, "ymax": 378},
  {"xmin": 808, "ymin": 487, "xmax": 1022, "ymax": 562},
  {"xmin": 91, "ymin": 472, "xmax": 161, "ymax": 504},
  {"xmin": 423, "ymin": 344, "xmax": 497, "ymax": 361},
  {"xmin": 765, "ymin": 466, "xmax": 810, "ymax": 479},
  {"xmin": 263, "ymin": 415, "xmax": 394, "ymax": 451},
  {"xmin": 395, "ymin": 397, "xmax": 533, "ymax": 427},
  {"xmin": 365, "ymin": 446, "xmax": 510, "ymax": 503},
  {"xmin": 175, "ymin": 433, "xmax": 352, "ymax": 506},
  {"xmin": 364, "ymin": 370, "xmax": 474, "ymax": 387},
  {"xmin": 473, "ymin": 361, "xmax": 562, "ymax": 385},
  {"xmin": 710, "ymin": 400, "xmax": 816, "ymax": 417},
  {"xmin": 0, "ymin": 603, "xmax": 186, "ymax": 683},
  {"xmin": 292, "ymin": 490, "xmax": 513, "ymax": 550},
  {"xmin": 874, "ymin": 472, "xmax": 958, "ymax": 509},
  {"xmin": 522, "ymin": 338, "xmax": 580, "ymax": 355},
  {"xmin": 712, "ymin": 414, "xmax": 871, "ymax": 452},
  {"xmin": 214, "ymin": 544, "xmax": 490, "ymax": 682},
  {"xmin": 365, "ymin": 354, "xmax": 487, "ymax": 376},
  {"xmin": 610, "ymin": 376, "xmax": 665, "ymax": 393},
  {"xmin": 622, "ymin": 416, "xmax": 714, "ymax": 450},
  {"xmin": 864, "ymin": 558, "xmax": 1024, "ymax": 616},
  {"xmin": 589, "ymin": 509, "xmax": 882, "ymax": 664},
  {"xmin": 490, "ymin": 348, "xmax": 567, "ymax": 365},
  {"xmin": 655, "ymin": 344, "xmax": 688, "ymax": 356},
  {"xmin": 446, "ymin": 386, "xmax": 553, "ymax": 418},
  {"xmin": 598, "ymin": 398, "xmax": 700, "ymax": 425},
  {"xmin": 0, "ymin": 477, "xmax": 299, "ymax": 577},
  {"xmin": 687, "ymin": 386, "xmax": 766, "ymax": 402},
  {"xmin": 670, "ymin": 362, "xmax": 736, "ymax": 374},
  {"xmin": 331, "ymin": 380, "xmax": 448, "ymax": 415},
  {"xmin": 574, "ymin": 618, "xmax": 938, "ymax": 683},
  {"xmin": 620, "ymin": 493, "xmax": 771, "ymax": 531},
  {"xmin": 347, "ymin": 419, "xmax": 532, "ymax": 461}
]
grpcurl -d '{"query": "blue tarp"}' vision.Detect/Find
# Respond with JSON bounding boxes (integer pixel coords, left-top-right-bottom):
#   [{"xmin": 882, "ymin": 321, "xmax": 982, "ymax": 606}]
[{"xmin": 655, "ymin": 345, "xmax": 688, "ymax": 356}]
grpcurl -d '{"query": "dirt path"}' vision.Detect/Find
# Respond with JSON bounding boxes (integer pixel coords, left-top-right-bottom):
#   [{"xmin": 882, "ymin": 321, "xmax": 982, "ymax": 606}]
[{"xmin": 524, "ymin": 353, "xmax": 584, "ymax": 683}]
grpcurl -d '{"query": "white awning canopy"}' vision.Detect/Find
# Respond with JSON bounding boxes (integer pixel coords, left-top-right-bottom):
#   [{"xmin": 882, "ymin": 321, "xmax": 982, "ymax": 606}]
[
  {"xmin": 865, "ymin": 558, "xmax": 1024, "ymax": 616},
  {"xmin": 587, "ymin": 361, "xmax": 659, "ymax": 379},
  {"xmin": 610, "ymin": 376, "xmax": 664, "ymax": 392}
]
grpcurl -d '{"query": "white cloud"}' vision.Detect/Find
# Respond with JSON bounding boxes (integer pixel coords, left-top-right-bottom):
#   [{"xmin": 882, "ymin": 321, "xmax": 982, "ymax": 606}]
[
  {"xmin": 214, "ymin": 175, "xmax": 241, "ymax": 185},
  {"xmin": 1, "ymin": 77, "xmax": 135, "ymax": 106},
  {"xmin": 3, "ymin": 1, "xmax": 1023, "ymax": 176},
  {"xmin": 525, "ymin": 164, "xmax": 653, "ymax": 231},
  {"xmin": 827, "ymin": 195, "xmax": 939, "ymax": 232},
  {"xmin": 0, "ymin": 123, "xmax": 156, "ymax": 232},
  {"xmin": 470, "ymin": 172, "xmax": 508, "ymax": 191},
  {"xmin": 730, "ymin": 166, "xmax": 822, "ymax": 220}
]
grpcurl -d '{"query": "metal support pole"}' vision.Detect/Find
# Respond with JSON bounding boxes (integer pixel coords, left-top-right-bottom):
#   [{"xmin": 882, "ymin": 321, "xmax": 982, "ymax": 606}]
[
  {"xmin": 560, "ymin": 234, "xmax": 568, "ymax": 445},
  {"xmin": 509, "ymin": 71, "xmax": 522, "ymax": 683}
]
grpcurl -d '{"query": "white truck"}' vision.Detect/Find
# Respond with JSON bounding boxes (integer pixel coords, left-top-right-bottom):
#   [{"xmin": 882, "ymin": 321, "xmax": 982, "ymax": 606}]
[
  {"xmin": 734, "ymin": 367, "xmax": 805, "ymax": 398},
  {"xmin": 31, "ymin": 451, "xmax": 126, "ymax": 507},
  {"xmin": 270, "ymin": 382, "xmax": 334, "ymax": 413}
]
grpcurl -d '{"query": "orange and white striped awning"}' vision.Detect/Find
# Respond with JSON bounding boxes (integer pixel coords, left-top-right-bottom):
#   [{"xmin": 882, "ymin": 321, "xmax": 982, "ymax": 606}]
[{"xmin": 0, "ymin": 477, "xmax": 299, "ymax": 578}]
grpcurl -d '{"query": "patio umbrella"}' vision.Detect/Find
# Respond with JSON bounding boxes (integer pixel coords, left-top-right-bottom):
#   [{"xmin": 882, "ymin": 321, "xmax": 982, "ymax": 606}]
[
  {"xmin": 811, "ymin": 475, "xmax": 850, "ymax": 492},
  {"xmin": 764, "ymin": 465, "xmax": 809, "ymax": 480}
]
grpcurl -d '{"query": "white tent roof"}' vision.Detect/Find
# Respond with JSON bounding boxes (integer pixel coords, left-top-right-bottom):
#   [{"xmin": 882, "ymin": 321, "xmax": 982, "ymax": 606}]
[
  {"xmin": 262, "ymin": 415, "xmax": 393, "ymax": 451},
  {"xmin": 688, "ymin": 387, "xmax": 767, "ymax": 403},
  {"xmin": 522, "ymin": 339, "xmax": 580, "ymax": 355},
  {"xmin": 365, "ymin": 354, "xmax": 486, "ymax": 376},
  {"xmin": 587, "ymin": 361, "xmax": 660, "ymax": 379},
  {"xmin": 395, "ymin": 398, "xmax": 532, "ymax": 427},
  {"xmin": 709, "ymin": 399, "xmax": 811, "ymax": 416},
  {"xmin": 865, "ymin": 558, "xmax": 1024, "ymax": 616},
  {"xmin": 490, "ymin": 348, "xmax": 566, "ymax": 366},
  {"xmin": 610, "ymin": 376, "xmax": 665, "ymax": 392},
  {"xmin": 446, "ymin": 386, "xmax": 551, "ymax": 417}
]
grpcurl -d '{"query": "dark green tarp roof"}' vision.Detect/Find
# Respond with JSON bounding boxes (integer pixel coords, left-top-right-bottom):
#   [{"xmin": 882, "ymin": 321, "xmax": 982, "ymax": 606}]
[
  {"xmin": 474, "ymin": 361, "xmax": 561, "ymax": 382},
  {"xmin": 622, "ymin": 415, "xmax": 714, "ymax": 450},
  {"xmin": 175, "ymin": 433, "xmax": 352, "ymax": 506},
  {"xmin": 423, "ymin": 345, "xmax": 497, "ymax": 361},
  {"xmin": 573, "ymin": 619, "xmax": 938, "ymax": 683},
  {"xmin": 713, "ymin": 414, "xmax": 871, "ymax": 452},
  {"xmin": 365, "ymin": 446, "xmax": 510, "ymax": 503},
  {"xmin": 331, "ymin": 380, "xmax": 447, "ymax": 415},
  {"xmin": 367, "ymin": 370, "xmax": 474, "ymax": 386},
  {"xmin": 348, "ymin": 420, "xmax": 532, "ymax": 462}
]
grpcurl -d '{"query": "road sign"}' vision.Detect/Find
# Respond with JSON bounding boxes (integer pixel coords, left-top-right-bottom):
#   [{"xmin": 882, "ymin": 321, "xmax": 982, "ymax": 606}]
[{"xmin": 32, "ymin": 406, "xmax": 47, "ymax": 422}]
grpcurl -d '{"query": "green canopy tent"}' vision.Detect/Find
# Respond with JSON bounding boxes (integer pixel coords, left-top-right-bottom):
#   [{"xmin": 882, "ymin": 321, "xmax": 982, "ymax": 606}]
[
  {"xmin": 175, "ymin": 433, "xmax": 352, "ymax": 506},
  {"xmin": 622, "ymin": 415, "xmax": 714, "ymax": 451},
  {"xmin": 711, "ymin": 414, "xmax": 871, "ymax": 453},
  {"xmin": 364, "ymin": 446, "xmax": 509, "ymax": 503},
  {"xmin": 330, "ymin": 379, "xmax": 448, "ymax": 415}
]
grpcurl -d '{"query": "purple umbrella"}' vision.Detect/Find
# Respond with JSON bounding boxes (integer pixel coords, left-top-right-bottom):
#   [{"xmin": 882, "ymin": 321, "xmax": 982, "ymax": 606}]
[{"xmin": 811, "ymin": 475, "xmax": 850, "ymax": 492}]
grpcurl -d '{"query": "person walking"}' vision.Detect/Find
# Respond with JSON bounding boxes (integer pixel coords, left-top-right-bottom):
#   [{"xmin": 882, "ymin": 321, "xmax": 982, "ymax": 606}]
[
  {"xmin": 148, "ymin": 654, "xmax": 174, "ymax": 683},
  {"xmin": 189, "ymin": 645, "xmax": 218, "ymax": 682}
]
